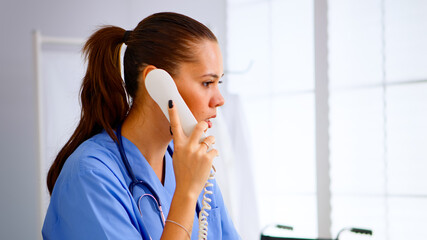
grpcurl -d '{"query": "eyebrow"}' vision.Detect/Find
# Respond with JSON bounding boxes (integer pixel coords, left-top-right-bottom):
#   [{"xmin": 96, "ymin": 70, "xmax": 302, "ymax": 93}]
[{"xmin": 201, "ymin": 73, "xmax": 225, "ymax": 79}]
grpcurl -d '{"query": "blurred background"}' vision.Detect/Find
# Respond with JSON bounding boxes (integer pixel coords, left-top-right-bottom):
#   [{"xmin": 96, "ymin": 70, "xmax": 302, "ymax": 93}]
[{"xmin": 1, "ymin": 0, "xmax": 426, "ymax": 239}]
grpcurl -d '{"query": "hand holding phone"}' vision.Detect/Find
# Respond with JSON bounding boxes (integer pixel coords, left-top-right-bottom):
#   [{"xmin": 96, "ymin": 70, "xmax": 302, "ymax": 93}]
[
  {"xmin": 145, "ymin": 69, "xmax": 216, "ymax": 240},
  {"xmin": 145, "ymin": 69, "xmax": 205, "ymax": 140}
]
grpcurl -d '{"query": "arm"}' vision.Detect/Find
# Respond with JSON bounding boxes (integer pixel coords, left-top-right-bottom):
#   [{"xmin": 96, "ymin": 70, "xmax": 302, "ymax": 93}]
[{"xmin": 161, "ymin": 101, "xmax": 217, "ymax": 239}]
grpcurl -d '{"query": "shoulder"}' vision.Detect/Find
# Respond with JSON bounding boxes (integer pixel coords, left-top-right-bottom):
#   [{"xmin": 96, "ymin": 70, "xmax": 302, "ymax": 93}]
[
  {"xmin": 48, "ymin": 132, "xmax": 134, "ymax": 221},
  {"xmin": 69, "ymin": 131, "xmax": 121, "ymax": 173},
  {"xmin": 44, "ymin": 131, "xmax": 141, "ymax": 239},
  {"xmin": 54, "ymin": 131, "xmax": 127, "ymax": 193}
]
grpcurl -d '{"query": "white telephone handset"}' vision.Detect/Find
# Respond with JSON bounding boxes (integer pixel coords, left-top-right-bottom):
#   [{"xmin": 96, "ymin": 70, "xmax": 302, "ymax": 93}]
[{"xmin": 145, "ymin": 69, "xmax": 214, "ymax": 240}]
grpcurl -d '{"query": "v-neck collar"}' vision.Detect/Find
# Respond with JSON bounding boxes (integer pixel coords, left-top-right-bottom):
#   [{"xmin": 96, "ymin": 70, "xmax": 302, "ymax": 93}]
[{"xmin": 119, "ymin": 135, "xmax": 176, "ymax": 202}]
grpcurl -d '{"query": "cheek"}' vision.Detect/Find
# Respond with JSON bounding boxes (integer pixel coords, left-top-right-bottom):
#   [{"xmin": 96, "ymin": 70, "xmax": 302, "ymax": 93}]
[
  {"xmin": 188, "ymin": 94, "xmax": 205, "ymax": 114},
  {"xmin": 180, "ymin": 90, "xmax": 207, "ymax": 119},
  {"xmin": 174, "ymin": 78, "xmax": 209, "ymax": 120}
]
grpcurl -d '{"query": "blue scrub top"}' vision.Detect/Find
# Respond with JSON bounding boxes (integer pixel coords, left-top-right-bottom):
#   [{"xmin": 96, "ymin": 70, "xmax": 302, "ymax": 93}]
[{"xmin": 42, "ymin": 130, "xmax": 241, "ymax": 240}]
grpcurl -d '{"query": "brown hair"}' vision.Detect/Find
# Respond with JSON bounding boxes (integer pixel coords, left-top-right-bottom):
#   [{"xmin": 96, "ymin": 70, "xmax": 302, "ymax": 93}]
[{"xmin": 47, "ymin": 12, "xmax": 217, "ymax": 195}]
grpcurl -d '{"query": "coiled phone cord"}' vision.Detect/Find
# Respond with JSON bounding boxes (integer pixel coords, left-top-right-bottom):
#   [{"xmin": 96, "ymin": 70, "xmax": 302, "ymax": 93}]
[{"xmin": 197, "ymin": 170, "xmax": 215, "ymax": 240}]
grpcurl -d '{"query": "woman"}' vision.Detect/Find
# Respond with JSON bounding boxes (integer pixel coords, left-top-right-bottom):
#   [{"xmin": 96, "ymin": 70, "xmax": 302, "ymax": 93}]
[{"xmin": 42, "ymin": 12, "xmax": 240, "ymax": 240}]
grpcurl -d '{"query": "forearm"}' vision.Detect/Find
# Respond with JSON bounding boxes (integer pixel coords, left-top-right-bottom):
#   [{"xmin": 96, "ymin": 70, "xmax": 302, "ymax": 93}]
[{"xmin": 160, "ymin": 189, "xmax": 198, "ymax": 240}]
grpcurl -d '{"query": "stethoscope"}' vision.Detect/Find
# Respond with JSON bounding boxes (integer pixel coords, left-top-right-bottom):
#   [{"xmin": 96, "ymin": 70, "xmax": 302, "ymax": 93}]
[{"xmin": 115, "ymin": 124, "xmax": 201, "ymax": 239}]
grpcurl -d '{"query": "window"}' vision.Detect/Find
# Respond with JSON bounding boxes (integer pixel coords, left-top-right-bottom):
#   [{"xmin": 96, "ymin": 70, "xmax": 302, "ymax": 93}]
[
  {"xmin": 227, "ymin": 0, "xmax": 427, "ymax": 239},
  {"xmin": 227, "ymin": 0, "xmax": 317, "ymax": 237},
  {"xmin": 329, "ymin": 0, "xmax": 427, "ymax": 239}
]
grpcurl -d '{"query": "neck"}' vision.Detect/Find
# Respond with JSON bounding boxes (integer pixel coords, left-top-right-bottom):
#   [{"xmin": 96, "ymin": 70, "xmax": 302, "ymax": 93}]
[{"xmin": 121, "ymin": 100, "xmax": 172, "ymax": 184}]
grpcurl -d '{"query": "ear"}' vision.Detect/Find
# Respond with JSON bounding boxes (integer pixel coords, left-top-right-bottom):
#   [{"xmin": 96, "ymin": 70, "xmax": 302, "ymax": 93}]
[{"xmin": 142, "ymin": 65, "xmax": 157, "ymax": 82}]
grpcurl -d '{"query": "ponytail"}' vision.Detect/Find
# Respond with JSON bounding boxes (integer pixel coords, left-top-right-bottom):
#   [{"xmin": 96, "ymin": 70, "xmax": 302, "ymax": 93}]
[{"xmin": 47, "ymin": 26, "xmax": 129, "ymax": 195}]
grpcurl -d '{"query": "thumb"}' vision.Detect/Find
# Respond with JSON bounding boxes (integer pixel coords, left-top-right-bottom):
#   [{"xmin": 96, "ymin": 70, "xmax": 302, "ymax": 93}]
[{"xmin": 168, "ymin": 100, "xmax": 184, "ymax": 140}]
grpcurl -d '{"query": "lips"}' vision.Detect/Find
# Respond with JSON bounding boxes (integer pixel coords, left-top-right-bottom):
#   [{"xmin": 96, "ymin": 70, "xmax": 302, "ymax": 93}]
[
  {"xmin": 205, "ymin": 115, "xmax": 216, "ymax": 128},
  {"xmin": 205, "ymin": 119, "xmax": 212, "ymax": 128}
]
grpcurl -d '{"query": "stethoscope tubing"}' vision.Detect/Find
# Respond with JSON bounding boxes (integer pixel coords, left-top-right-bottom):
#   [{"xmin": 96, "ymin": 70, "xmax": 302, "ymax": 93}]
[
  {"xmin": 116, "ymin": 124, "xmax": 162, "ymax": 203},
  {"xmin": 115, "ymin": 124, "xmax": 201, "ymax": 239}
]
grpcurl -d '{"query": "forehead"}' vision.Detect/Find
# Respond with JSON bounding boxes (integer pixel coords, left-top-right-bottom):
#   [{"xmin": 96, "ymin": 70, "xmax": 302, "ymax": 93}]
[{"xmin": 179, "ymin": 40, "xmax": 223, "ymax": 76}]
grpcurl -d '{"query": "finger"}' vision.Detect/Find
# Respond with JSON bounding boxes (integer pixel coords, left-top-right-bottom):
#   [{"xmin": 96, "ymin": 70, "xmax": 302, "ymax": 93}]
[
  {"xmin": 168, "ymin": 100, "xmax": 184, "ymax": 140},
  {"xmin": 198, "ymin": 148, "xmax": 216, "ymax": 173},
  {"xmin": 200, "ymin": 136, "xmax": 215, "ymax": 150},
  {"xmin": 206, "ymin": 148, "xmax": 219, "ymax": 160},
  {"xmin": 189, "ymin": 121, "xmax": 209, "ymax": 145}
]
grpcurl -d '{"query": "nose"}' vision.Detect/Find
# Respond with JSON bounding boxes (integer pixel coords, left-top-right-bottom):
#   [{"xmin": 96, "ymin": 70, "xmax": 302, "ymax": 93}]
[{"xmin": 210, "ymin": 88, "xmax": 225, "ymax": 108}]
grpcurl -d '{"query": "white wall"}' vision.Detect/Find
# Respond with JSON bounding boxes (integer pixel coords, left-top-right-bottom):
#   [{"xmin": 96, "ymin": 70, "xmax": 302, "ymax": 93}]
[{"xmin": 0, "ymin": 1, "xmax": 226, "ymax": 239}]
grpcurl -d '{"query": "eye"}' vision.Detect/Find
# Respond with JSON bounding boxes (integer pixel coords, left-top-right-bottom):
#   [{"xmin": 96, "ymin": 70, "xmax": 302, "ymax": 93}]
[{"xmin": 203, "ymin": 81, "xmax": 214, "ymax": 87}]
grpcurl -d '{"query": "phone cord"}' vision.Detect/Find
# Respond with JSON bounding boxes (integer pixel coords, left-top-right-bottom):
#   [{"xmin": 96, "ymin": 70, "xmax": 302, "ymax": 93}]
[{"xmin": 197, "ymin": 171, "xmax": 215, "ymax": 240}]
